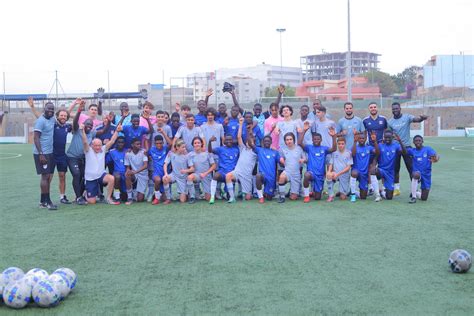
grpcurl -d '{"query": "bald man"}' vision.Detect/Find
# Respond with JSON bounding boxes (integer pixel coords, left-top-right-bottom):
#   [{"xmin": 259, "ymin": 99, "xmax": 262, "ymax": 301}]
[{"xmin": 81, "ymin": 123, "xmax": 122, "ymax": 205}]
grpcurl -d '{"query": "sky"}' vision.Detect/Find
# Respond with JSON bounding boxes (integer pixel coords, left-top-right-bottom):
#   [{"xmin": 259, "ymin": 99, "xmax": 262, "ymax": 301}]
[{"xmin": 0, "ymin": 0, "xmax": 472, "ymax": 94}]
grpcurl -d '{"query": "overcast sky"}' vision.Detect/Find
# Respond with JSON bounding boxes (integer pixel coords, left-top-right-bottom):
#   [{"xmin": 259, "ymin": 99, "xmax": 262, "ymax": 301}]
[{"xmin": 1, "ymin": 0, "xmax": 472, "ymax": 94}]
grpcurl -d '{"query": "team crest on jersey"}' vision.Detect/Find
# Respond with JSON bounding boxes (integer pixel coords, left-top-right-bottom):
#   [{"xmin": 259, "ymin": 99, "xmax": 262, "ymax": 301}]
[
  {"xmin": 379, "ymin": 120, "xmax": 384, "ymax": 124},
  {"xmin": 266, "ymin": 155, "xmax": 271, "ymax": 159},
  {"xmin": 423, "ymin": 154, "xmax": 427, "ymax": 157}
]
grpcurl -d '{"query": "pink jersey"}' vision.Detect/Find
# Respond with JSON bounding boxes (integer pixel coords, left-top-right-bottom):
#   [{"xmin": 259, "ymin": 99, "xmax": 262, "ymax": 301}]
[
  {"xmin": 139, "ymin": 116, "xmax": 156, "ymax": 149},
  {"xmin": 78, "ymin": 113, "xmax": 102, "ymax": 129},
  {"xmin": 264, "ymin": 115, "xmax": 283, "ymax": 150}
]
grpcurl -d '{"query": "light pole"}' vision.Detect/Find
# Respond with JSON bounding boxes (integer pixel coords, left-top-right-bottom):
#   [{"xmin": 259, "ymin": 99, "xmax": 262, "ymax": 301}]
[
  {"xmin": 276, "ymin": 28, "xmax": 286, "ymax": 84},
  {"xmin": 346, "ymin": 0, "xmax": 352, "ymax": 102}
]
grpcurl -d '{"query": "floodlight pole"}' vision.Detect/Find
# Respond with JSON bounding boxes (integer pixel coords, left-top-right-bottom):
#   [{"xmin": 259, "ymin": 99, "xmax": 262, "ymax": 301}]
[
  {"xmin": 55, "ymin": 70, "xmax": 59, "ymax": 106},
  {"xmin": 276, "ymin": 28, "xmax": 286, "ymax": 84},
  {"xmin": 2, "ymin": 72, "xmax": 5, "ymax": 112},
  {"xmin": 346, "ymin": 0, "xmax": 352, "ymax": 102}
]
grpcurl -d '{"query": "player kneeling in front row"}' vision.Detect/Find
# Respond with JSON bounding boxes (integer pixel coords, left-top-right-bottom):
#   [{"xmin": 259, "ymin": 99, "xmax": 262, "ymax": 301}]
[
  {"xmin": 107, "ymin": 136, "xmax": 127, "ymax": 202},
  {"xmin": 349, "ymin": 131, "xmax": 379, "ymax": 202},
  {"xmin": 148, "ymin": 135, "xmax": 169, "ymax": 205},
  {"xmin": 299, "ymin": 122, "xmax": 336, "ymax": 202},
  {"xmin": 208, "ymin": 135, "xmax": 239, "ymax": 204},
  {"xmin": 408, "ymin": 135, "xmax": 439, "ymax": 203},
  {"xmin": 254, "ymin": 135, "xmax": 280, "ymax": 203},
  {"xmin": 187, "ymin": 136, "xmax": 216, "ymax": 203},
  {"xmin": 278, "ymin": 132, "xmax": 305, "ymax": 203},
  {"xmin": 82, "ymin": 123, "xmax": 122, "ymax": 205},
  {"xmin": 326, "ymin": 137, "xmax": 353, "ymax": 202},
  {"xmin": 225, "ymin": 117, "xmax": 257, "ymax": 203},
  {"xmin": 370, "ymin": 130, "xmax": 405, "ymax": 201},
  {"xmin": 124, "ymin": 138, "xmax": 149, "ymax": 204},
  {"xmin": 163, "ymin": 139, "xmax": 194, "ymax": 204}
]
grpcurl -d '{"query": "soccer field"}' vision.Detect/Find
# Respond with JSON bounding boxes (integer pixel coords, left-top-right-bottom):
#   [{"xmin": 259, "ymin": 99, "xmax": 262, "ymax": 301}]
[{"xmin": 0, "ymin": 137, "xmax": 473, "ymax": 314}]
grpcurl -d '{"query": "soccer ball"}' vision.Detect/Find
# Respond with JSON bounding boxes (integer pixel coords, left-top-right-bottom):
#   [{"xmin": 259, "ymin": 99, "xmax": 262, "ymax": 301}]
[
  {"xmin": 448, "ymin": 249, "xmax": 472, "ymax": 273},
  {"xmin": 53, "ymin": 268, "xmax": 77, "ymax": 290},
  {"xmin": 2, "ymin": 267, "xmax": 25, "ymax": 283},
  {"xmin": 1, "ymin": 267, "xmax": 25, "ymax": 300},
  {"xmin": 2, "ymin": 280, "xmax": 31, "ymax": 309},
  {"xmin": 23, "ymin": 268, "xmax": 49, "ymax": 289},
  {"xmin": 48, "ymin": 273, "xmax": 71, "ymax": 300},
  {"xmin": 32, "ymin": 280, "xmax": 61, "ymax": 307}
]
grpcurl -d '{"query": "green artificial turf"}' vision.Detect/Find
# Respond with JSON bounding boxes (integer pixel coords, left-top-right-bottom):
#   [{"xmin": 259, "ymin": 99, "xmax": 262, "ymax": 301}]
[{"xmin": 0, "ymin": 137, "xmax": 473, "ymax": 314}]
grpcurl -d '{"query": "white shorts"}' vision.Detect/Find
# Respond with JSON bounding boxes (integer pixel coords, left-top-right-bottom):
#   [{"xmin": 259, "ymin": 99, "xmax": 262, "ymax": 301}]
[
  {"xmin": 193, "ymin": 173, "xmax": 212, "ymax": 194},
  {"xmin": 169, "ymin": 173, "xmax": 187, "ymax": 194},
  {"xmin": 231, "ymin": 171, "xmax": 253, "ymax": 194},
  {"xmin": 283, "ymin": 171, "xmax": 301, "ymax": 195}
]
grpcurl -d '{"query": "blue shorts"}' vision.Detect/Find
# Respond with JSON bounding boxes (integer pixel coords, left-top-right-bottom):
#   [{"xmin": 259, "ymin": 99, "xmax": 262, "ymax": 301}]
[
  {"xmin": 259, "ymin": 171, "xmax": 276, "ymax": 196},
  {"xmin": 378, "ymin": 168, "xmax": 394, "ymax": 191},
  {"xmin": 111, "ymin": 172, "xmax": 127, "ymax": 193},
  {"xmin": 353, "ymin": 169, "xmax": 369, "ymax": 191},
  {"xmin": 307, "ymin": 171, "xmax": 325, "ymax": 193},
  {"xmin": 54, "ymin": 154, "xmax": 68, "ymax": 172},
  {"xmin": 215, "ymin": 170, "xmax": 229, "ymax": 182},
  {"xmin": 86, "ymin": 173, "xmax": 107, "ymax": 198},
  {"xmin": 152, "ymin": 168, "xmax": 165, "ymax": 179},
  {"xmin": 414, "ymin": 169, "xmax": 432, "ymax": 190}
]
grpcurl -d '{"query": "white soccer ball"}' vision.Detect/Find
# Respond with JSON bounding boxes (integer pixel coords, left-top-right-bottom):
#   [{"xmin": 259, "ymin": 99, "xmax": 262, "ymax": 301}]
[
  {"xmin": 23, "ymin": 268, "xmax": 49, "ymax": 289},
  {"xmin": 48, "ymin": 273, "xmax": 71, "ymax": 300},
  {"xmin": 2, "ymin": 280, "xmax": 31, "ymax": 309},
  {"xmin": 449, "ymin": 249, "xmax": 472, "ymax": 273},
  {"xmin": 53, "ymin": 268, "xmax": 77, "ymax": 290},
  {"xmin": 2, "ymin": 267, "xmax": 25, "ymax": 283},
  {"xmin": 32, "ymin": 280, "xmax": 61, "ymax": 307}
]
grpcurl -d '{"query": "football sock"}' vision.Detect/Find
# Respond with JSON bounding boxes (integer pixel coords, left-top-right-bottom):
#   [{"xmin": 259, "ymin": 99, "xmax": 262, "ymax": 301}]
[
  {"xmin": 350, "ymin": 176, "xmax": 357, "ymax": 195},
  {"xmin": 257, "ymin": 189, "xmax": 263, "ymax": 199},
  {"xmin": 113, "ymin": 189, "xmax": 120, "ymax": 199},
  {"xmin": 187, "ymin": 181, "xmax": 195, "ymax": 198},
  {"xmin": 154, "ymin": 190, "xmax": 161, "ymax": 199},
  {"xmin": 127, "ymin": 189, "xmax": 133, "ymax": 200},
  {"xmin": 395, "ymin": 183, "xmax": 400, "ymax": 191},
  {"xmin": 210, "ymin": 180, "xmax": 217, "ymax": 198},
  {"xmin": 279, "ymin": 185, "xmax": 286, "ymax": 198},
  {"xmin": 303, "ymin": 187, "xmax": 310, "ymax": 197},
  {"xmin": 411, "ymin": 178, "xmax": 418, "ymax": 199},
  {"xmin": 370, "ymin": 176, "xmax": 380, "ymax": 196},
  {"xmin": 163, "ymin": 184, "xmax": 170, "ymax": 200},
  {"xmin": 327, "ymin": 180, "xmax": 334, "ymax": 196},
  {"xmin": 227, "ymin": 182, "xmax": 235, "ymax": 200}
]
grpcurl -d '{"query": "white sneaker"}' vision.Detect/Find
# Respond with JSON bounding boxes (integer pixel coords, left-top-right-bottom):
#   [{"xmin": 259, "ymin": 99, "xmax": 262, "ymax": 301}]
[{"xmin": 375, "ymin": 196, "xmax": 382, "ymax": 202}]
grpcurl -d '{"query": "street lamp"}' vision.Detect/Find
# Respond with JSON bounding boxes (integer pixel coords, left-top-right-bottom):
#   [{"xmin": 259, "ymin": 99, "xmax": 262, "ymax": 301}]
[
  {"xmin": 276, "ymin": 28, "xmax": 286, "ymax": 84},
  {"xmin": 346, "ymin": 0, "xmax": 352, "ymax": 102}
]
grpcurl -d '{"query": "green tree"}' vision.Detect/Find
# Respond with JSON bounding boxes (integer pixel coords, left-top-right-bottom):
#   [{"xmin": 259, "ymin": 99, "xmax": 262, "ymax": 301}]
[
  {"xmin": 392, "ymin": 66, "xmax": 421, "ymax": 92},
  {"xmin": 265, "ymin": 86, "xmax": 296, "ymax": 97},
  {"xmin": 362, "ymin": 70, "xmax": 398, "ymax": 97}
]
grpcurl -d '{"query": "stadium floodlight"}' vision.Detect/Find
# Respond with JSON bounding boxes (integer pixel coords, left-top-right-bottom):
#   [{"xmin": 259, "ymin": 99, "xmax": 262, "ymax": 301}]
[
  {"xmin": 140, "ymin": 88, "xmax": 148, "ymax": 100},
  {"xmin": 276, "ymin": 28, "xmax": 286, "ymax": 83}
]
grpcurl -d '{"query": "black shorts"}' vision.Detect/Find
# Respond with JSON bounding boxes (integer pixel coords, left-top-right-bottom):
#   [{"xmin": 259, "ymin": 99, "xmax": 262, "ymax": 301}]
[
  {"xmin": 33, "ymin": 154, "xmax": 55, "ymax": 175},
  {"xmin": 54, "ymin": 154, "xmax": 68, "ymax": 172}
]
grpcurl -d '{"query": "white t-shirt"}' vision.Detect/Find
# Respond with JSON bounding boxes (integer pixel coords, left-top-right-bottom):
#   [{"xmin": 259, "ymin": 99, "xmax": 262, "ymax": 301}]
[{"xmin": 85, "ymin": 145, "xmax": 106, "ymax": 181}]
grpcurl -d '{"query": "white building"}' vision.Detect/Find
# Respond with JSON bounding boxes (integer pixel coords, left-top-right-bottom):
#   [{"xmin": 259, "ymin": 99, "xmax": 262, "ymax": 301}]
[{"xmin": 187, "ymin": 75, "xmax": 264, "ymax": 106}]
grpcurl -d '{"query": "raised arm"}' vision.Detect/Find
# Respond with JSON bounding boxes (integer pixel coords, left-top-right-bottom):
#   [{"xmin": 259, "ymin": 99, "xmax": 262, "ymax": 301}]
[
  {"xmin": 351, "ymin": 130, "xmax": 359, "ymax": 157},
  {"xmin": 27, "ymin": 97, "xmax": 41, "ymax": 118},
  {"xmin": 97, "ymin": 100, "xmax": 103, "ymax": 116},
  {"xmin": 105, "ymin": 124, "xmax": 122, "ymax": 151},
  {"xmin": 412, "ymin": 114, "xmax": 428, "ymax": 123},
  {"xmin": 204, "ymin": 89, "xmax": 213, "ymax": 107},
  {"xmin": 371, "ymin": 132, "xmax": 380, "ymax": 156},
  {"xmin": 237, "ymin": 117, "xmax": 244, "ymax": 147},
  {"xmin": 328, "ymin": 127, "xmax": 337, "ymax": 153},
  {"xmin": 298, "ymin": 121, "xmax": 311, "ymax": 149},
  {"xmin": 275, "ymin": 84, "xmax": 285, "ymax": 106},
  {"xmin": 68, "ymin": 98, "xmax": 83, "ymax": 119},
  {"xmin": 72, "ymin": 101, "xmax": 84, "ymax": 132},
  {"xmin": 81, "ymin": 124, "xmax": 90, "ymax": 153},
  {"xmin": 208, "ymin": 136, "xmax": 216, "ymax": 153},
  {"xmin": 394, "ymin": 133, "xmax": 406, "ymax": 155}
]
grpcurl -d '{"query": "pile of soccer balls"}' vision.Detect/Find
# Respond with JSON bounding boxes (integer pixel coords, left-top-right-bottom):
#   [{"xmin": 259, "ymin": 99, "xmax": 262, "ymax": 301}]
[{"xmin": 0, "ymin": 267, "xmax": 76, "ymax": 309}]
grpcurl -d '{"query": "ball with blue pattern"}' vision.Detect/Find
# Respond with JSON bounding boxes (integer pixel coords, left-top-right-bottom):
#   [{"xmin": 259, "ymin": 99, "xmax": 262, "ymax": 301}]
[
  {"xmin": 448, "ymin": 249, "xmax": 472, "ymax": 273},
  {"xmin": 2, "ymin": 280, "xmax": 31, "ymax": 309},
  {"xmin": 32, "ymin": 279, "xmax": 61, "ymax": 307}
]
